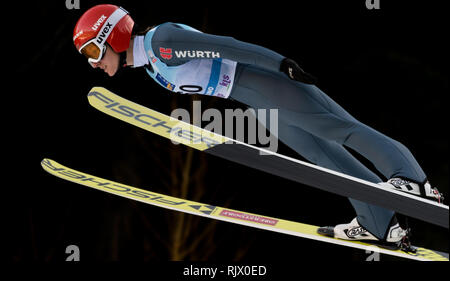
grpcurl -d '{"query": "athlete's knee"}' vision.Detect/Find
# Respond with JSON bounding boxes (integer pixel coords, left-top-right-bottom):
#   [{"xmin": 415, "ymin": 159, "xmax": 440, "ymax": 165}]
[{"xmin": 313, "ymin": 117, "xmax": 360, "ymax": 145}]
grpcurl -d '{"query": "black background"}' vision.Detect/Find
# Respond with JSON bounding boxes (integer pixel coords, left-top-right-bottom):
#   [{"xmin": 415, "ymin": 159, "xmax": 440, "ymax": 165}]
[{"xmin": 7, "ymin": 0, "xmax": 448, "ymax": 267}]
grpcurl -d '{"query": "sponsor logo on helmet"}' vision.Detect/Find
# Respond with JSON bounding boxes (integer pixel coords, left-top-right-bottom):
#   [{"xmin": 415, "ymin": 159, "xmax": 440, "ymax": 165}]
[
  {"xmin": 96, "ymin": 23, "xmax": 113, "ymax": 44},
  {"xmin": 92, "ymin": 15, "xmax": 107, "ymax": 31},
  {"xmin": 73, "ymin": 30, "xmax": 83, "ymax": 42}
]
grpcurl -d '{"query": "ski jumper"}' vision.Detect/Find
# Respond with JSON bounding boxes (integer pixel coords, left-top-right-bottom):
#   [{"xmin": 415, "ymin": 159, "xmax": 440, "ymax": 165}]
[{"xmin": 134, "ymin": 22, "xmax": 428, "ymax": 240}]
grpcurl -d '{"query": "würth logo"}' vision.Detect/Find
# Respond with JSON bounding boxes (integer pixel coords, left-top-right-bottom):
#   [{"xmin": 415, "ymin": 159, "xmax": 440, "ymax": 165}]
[
  {"xmin": 159, "ymin": 47, "xmax": 221, "ymax": 60},
  {"xmin": 159, "ymin": 48, "xmax": 173, "ymax": 60}
]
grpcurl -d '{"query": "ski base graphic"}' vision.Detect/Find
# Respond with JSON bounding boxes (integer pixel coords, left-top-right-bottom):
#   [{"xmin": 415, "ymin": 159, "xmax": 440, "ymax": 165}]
[{"xmin": 41, "ymin": 158, "xmax": 448, "ymax": 261}]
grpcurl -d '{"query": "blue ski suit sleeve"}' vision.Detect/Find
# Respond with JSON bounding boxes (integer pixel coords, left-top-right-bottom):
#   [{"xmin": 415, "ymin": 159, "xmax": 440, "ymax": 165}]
[{"xmin": 151, "ymin": 22, "xmax": 285, "ymax": 72}]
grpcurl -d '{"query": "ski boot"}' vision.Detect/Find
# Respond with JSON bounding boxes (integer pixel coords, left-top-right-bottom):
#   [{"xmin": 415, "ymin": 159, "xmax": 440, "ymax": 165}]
[
  {"xmin": 379, "ymin": 178, "xmax": 444, "ymax": 203},
  {"xmin": 317, "ymin": 217, "xmax": 417, "ymax": 253}
]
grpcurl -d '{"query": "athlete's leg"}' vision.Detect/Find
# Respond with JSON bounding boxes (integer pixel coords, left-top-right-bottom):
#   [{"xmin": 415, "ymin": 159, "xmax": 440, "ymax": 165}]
[
  {"xmin": 230, "ymin": 94, "xmax": 395, "ymax": 239},
  {"xmin": 278, "ymin": 124, "xmax": 395, "ymax": 239},
  {"xmin": 230, "ymin": 64, "xmax": 427, "ymax": 184},
  {"xmin": 228, "ymin": 64, "xmax": 427, "ymax": 239}
]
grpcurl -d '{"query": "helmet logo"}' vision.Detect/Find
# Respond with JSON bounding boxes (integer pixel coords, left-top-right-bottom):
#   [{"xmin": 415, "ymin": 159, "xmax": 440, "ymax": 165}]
[
  {"xmin": 91, "ymin": 15, "xmax": 107, "ymax": 31},
  {"xmin": 96, "ymin": 23, "xmax": 113, "ymax": 44},
  {"xmin": 73, "ymin": 30, "xmax": 83, "ymax": 41}
]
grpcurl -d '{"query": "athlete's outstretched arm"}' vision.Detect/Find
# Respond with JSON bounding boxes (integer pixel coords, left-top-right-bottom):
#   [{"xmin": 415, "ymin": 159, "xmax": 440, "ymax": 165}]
[{"xmin": 152, "ymin": 22, "xmax": 285, "ymax": 73}]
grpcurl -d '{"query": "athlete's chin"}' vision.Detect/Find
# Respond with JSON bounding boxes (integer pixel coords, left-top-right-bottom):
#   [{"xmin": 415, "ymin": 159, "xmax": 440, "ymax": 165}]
[{"xmin": 106, "ymin": 67, "xmax": 118, "ymax": 77}]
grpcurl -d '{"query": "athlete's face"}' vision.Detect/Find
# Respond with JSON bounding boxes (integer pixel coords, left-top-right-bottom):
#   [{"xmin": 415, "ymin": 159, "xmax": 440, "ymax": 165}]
[{"xmin": 91, "ymin": 44, "xmax": 119, "ymax": 76}]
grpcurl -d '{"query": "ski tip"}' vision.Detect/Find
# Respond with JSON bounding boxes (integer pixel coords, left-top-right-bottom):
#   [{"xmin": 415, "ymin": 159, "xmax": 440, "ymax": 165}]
[
  {"xmin": 88, "ymin": 86, "xmax": 107, "ymax": 93},
  {"xmin": 41, "ymin": 158, "xmax": 53, "ymax": 171},
  {"xmin": 87, "ymin": 86, "xmax": 109, "ymax": 100}
]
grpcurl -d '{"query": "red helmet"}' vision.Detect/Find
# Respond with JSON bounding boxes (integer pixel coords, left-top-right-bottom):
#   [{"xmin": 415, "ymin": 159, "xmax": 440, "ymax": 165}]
[{"xmin": 73, "ymin": 4, "xmax": 134, "ymax": 63}]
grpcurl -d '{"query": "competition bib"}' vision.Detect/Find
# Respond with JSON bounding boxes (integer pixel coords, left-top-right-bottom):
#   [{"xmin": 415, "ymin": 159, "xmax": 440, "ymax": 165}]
[{"xmin": 143, "ymin": 24, "xmax": 237, "ymax": 99}]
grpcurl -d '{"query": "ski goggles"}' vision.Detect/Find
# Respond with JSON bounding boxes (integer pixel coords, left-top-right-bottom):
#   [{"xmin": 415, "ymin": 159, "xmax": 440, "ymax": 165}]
[
  {"xmin": 80, "ymin": 41, "xmax": 107, "ymax": 63},
  {"xmin": 78, "ymin": 7, "xmax": 128, "ymax": 64}
]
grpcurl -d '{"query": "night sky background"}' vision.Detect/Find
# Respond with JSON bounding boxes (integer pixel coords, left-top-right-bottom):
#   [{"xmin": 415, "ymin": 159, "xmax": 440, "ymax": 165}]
[{"xmin": 7, "ymin": 0, "xmax": 448, "ymax": 266}]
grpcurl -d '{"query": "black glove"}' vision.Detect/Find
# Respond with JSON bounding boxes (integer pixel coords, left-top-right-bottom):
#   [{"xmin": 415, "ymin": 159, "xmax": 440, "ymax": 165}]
[{"xmin": 280, "ymin": 58, "xmax": 318, "ymax": 85}]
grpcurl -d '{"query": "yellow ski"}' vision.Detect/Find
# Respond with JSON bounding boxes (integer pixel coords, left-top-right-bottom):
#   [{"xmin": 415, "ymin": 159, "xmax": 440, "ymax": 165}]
[
  {"xmin": 41, "ymin": 158, "xmax": 448, "ymax": 261},
  {"xmin": 87, "ymin": 87, "xmax": 449, "ymax": 229}
]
